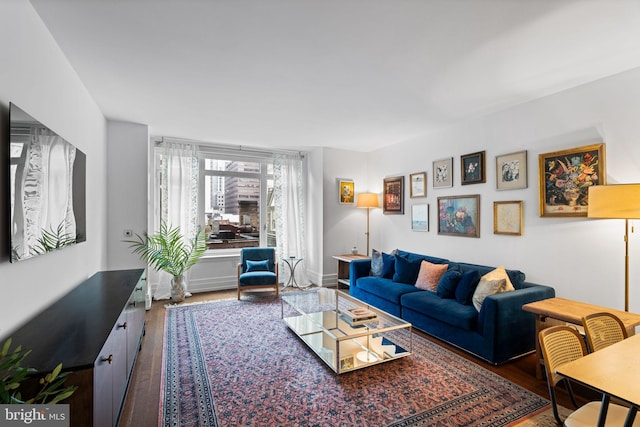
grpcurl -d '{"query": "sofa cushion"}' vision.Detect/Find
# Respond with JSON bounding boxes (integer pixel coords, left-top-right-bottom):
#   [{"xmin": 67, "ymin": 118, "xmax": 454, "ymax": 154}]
[
  {"xmin": 455, "ymin": 270, "xmax": 481, "ymax": 305},
  {"xmin": 356, "ymin": 276, "xmax": 420, "ymax": 304},
  {"xmin": 401, "ymin": 291, "xmax": 478, "ymax": 331},
  {"xmin": 370, "ymin": 249, "xmax": 383, "ymax": 276},
  {"xmin": 393, "ymin": 254, "xmax": 423, "ymax": 284},
  {"xmin": 472, "ymin": 278, "xmax": 507, "ymax": 311},
  {"xmin": 415, "ymin": 260, "xmax": 448, "ymax": 291},
  {"xmin": 436, "ymin": 270, "xmax": 462, "ymax": 299},
  {"xmin": 480, "ymin": 266, "xmax": 515, "ymax": 291},
  {"xmin": 451, "ymin": 262, "xmax": 525, "ymax": 289},
  {"xmin": 381, "ymin": 251, "xmax": 397, "ymax": 279}
]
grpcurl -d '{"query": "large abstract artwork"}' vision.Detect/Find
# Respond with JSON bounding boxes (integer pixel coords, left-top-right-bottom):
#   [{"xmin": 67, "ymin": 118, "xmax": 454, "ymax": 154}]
[{"xmin": 9, "ymin": 103, "xmax": 86, "ymax": 262}]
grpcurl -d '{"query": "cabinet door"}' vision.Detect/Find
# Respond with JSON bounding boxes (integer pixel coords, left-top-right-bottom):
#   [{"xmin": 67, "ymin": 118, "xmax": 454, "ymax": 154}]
[
  {"xmin": 111, "ymin": 312, "xmax": 129, "ymax": 424},
  {"xmin": 126, "ymin": 274, "xmax": 146, "ymax": 375},
  {"xmin": 94, "ymin": 328, "xmax": 117, "ymax": 427}
]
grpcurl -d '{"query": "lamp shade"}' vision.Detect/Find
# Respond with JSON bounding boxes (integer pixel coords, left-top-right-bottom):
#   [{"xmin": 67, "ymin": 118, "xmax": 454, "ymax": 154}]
[
  {"xmin": 588, "ymin": 184, "xmax": 640, "ymax": 219},
  {"xmin": 356, "ymin": 193, "xmax": 379, "ymax": 209}
]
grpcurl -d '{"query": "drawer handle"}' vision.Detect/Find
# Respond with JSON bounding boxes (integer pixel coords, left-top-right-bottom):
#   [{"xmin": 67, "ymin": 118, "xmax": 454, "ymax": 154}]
[
  {"xmin": 118, "ymin": 322, "xmax": 127, "ymax": 330},
  {"xmin": 102, "ymin": 355, "xmax": 113, "ymax": 364},
  {"xmin": 135, "ymin": 286, "xmax": 143, "ymax": 292}
]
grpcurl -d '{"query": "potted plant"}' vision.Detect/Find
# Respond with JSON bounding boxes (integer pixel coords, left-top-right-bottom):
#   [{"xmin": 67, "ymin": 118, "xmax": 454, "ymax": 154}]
[
  {"xmin": 126, "ymin": 222, "xmax": 207, "ymax": 303},
  {"xmin": 0, "ymin": 338, "xmax": 77, "ymax": 404}
]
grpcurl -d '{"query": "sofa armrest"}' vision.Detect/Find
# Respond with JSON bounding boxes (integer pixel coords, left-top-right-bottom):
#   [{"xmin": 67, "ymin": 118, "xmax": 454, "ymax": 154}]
[
  {"xmin": 349, "ymin": 259, "xmax": 372, "ymax": 287},
  {"xmin": 478, "ymin": 283, "xmax": 555, "ymax": 359}
]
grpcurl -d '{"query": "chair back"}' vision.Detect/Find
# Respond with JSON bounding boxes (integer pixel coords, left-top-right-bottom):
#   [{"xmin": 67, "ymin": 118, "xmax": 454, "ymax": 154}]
[
  {"xmin": 539, "ymin": 326, "xmax": 587, "ymax": 387},
  {"xmin": 240, "ymin": 247, "xmax": 276, "ymax": 273},
  {"xmin": 582, "ymin": 312, "xmax": 628, "ymax": 353}
]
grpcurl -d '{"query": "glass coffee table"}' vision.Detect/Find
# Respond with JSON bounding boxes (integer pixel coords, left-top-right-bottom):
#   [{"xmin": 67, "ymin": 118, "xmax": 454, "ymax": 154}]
[{"xmin": 281, "ymin": 288, "xmax": 412, "ymax": 374}]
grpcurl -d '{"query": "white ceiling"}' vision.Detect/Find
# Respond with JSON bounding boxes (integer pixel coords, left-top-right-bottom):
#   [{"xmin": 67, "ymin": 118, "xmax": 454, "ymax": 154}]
[{"xmin": 29, "ymin": 0, "xmax": 640, "ymax": 152}]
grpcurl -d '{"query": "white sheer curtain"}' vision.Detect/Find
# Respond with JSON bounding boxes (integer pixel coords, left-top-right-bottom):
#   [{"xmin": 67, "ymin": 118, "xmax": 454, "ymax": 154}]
[
  {"xmin": 274, "ymin": 155, "xmax": 309, "ymax": 286},
  {"xmin": 152, "ymin": 141, "xmax": 199, "ymax": 299}
]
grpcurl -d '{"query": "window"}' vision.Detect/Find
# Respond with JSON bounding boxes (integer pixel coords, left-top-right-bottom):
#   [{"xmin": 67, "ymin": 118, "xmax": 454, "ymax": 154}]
[{"xmin": 201, "ymin": 155, "xmax": 275, "ymax": 250}]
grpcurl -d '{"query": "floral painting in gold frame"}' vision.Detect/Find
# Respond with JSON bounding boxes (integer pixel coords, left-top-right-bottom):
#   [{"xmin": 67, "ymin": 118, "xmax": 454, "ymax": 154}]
[
  {"xmin": 538, "ymin": 143, "xmax": 606, "ymax": 217},
  {"xmin": 494, "ymin": 201, "xmax": 523, "ymax": 236}
]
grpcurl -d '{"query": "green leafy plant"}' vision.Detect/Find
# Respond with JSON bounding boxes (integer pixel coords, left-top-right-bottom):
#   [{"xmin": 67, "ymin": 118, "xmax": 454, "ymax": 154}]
[
  {"xmin": 125, "ymin": 222, "xmax": 207, "ymax": 277},
  {"xmin": 0, "ymin": 338, "xmax": 78, "ymax": 404}
]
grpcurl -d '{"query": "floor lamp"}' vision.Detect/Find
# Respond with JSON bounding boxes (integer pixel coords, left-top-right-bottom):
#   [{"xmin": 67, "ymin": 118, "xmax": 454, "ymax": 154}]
[
  {"xmin": 588, "ymin": 184, "xmax": 640, "ymax": 312},
  {"xmin": 356, "ymin": 193, "xmax": 380, "ymax": 256}
]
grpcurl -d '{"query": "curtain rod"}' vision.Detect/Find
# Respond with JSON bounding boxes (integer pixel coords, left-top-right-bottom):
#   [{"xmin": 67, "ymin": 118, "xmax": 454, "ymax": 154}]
[{"xmin": 152, "ymin": 136, "xmax": 305, "ymax": 159}]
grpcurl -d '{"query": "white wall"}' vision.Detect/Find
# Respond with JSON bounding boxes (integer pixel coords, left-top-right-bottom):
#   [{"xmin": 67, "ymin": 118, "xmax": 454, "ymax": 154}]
[
  {"xmin": 0, "ymin": 0, "xmax": 107, "ymax": 337},
  {"xmin": 320, "ymin": 147, "xmax": 371, "ymax": 286},
  {"xmin": 106, "ymin": 120, "xmax": 148, "ymax": 270},
  {"xmin": 363, "ymin": 66, "xmax": 640, "ymax": 313}
]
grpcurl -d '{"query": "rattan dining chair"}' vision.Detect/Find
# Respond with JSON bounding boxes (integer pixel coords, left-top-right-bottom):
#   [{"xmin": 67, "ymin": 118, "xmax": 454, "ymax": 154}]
[
  {"xmin": 582, "ymin": 312, "xmax": 628, "ymax": 353},
  {"xmin": 539, "ymin": 326, "xmax": 639, "ymax": 426}
]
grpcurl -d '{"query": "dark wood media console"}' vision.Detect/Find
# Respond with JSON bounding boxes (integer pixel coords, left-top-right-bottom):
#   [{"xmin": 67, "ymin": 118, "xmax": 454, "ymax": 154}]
[{"xmin": 9, "ymin": 269, "xmax": 147, "ymax": 427}]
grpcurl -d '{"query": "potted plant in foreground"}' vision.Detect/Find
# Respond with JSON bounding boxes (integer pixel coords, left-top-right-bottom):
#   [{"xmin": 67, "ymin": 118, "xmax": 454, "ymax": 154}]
[{"xmin": 126, "ymin": 222, "xmax": 207, "ymax": 303}]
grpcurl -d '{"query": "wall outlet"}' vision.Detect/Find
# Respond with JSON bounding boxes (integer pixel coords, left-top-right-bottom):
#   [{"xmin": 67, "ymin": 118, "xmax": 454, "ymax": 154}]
[{"xmin": 123, "ymin": 229, "xmax": 133, "ymax": 237}]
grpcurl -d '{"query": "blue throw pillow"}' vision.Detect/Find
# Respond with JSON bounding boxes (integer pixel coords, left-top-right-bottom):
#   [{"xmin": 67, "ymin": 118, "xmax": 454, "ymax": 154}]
[
  {"xmin": 246, "ymin": 259, "xmax": 270, "ymax": 272},
  {"xmin": 393, "ymin": 255, "xmax": 422, "ymax": 284},
  {"xmin": 381, "ymin": 251, "xmax": 397, "ymax": 279},
  {"xmin": 370, "ymin": 249, "xmax": 383, "ymax": 276},
  {"xmin": 455, "ymin": 270, "xmax": 481, "ymax": 305},
  {"xmin": 437, "ymin": 270, "xmax": 462, "ymax": 299}
]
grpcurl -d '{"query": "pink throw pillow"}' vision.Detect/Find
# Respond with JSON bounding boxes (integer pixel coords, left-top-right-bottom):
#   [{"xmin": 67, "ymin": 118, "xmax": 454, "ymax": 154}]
[{"xmin": 415, "ymin": 260, "xmax": 448, "ymax": 291}]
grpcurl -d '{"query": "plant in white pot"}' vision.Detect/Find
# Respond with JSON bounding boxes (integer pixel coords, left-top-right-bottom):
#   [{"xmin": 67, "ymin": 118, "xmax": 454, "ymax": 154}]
[{"xmin": 126, "ymin": 222, "xmax": 207, "ymax": 303}]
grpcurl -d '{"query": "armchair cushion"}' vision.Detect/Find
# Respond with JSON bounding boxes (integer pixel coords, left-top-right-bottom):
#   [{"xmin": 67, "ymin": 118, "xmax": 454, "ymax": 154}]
[
  {"xmin": 239, "ymin": 271, "xmax": 277, "ymax": 286},
  {"xmin": 246, "ymin": 259, "xmax": 270, "ymax": 272}
]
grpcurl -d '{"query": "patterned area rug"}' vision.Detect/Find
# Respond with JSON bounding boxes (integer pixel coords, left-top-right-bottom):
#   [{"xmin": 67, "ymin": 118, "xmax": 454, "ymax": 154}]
[{"xmin": 159, "ymin": 295, "xmax": 549, "ymax": 426}]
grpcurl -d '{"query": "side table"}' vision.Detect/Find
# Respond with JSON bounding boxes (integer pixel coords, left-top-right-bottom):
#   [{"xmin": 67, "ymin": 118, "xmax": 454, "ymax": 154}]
[
  {"xmin": 282, "ymin": 257, "xmax": 306, "ymax": 289},
  {"xmin": 332, "ymin": 254, "xmax": 370, "ymax": 288}
]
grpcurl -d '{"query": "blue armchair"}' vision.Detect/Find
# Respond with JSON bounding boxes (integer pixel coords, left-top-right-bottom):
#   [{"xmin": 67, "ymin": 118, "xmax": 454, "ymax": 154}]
[{"xmin": 237, "ymin": 247, "xmax": 279, "ymax": 300}]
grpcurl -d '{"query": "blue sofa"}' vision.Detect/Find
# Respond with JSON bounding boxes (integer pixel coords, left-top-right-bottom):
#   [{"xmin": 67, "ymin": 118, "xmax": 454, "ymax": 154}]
[{"xmin": 349, "ymin": 250, "xmax": 555, "ymax": 364}]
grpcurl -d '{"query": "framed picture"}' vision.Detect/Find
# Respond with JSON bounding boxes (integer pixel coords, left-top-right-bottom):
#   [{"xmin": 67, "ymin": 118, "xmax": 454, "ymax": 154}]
[
  {"xmin": 338, "ymin": 179, "xmax": 354, "ymax": 205},
  {"xmin": 411, "ymin": 204, "xmax": 429, "ymax": 231},
  {"xmin": 433, "ymin": 158, "xmax": 453, "ymax": 188},
  {"xmin": 496, "ymin": 150, "xmax": 528, "ymax": 190},
  {"xmin": 409, "ymin": 172, "xmax": 427, "ymax": 198},
  {"xmin": 383, "ymin": 176, "xmax": 404, "ymax": 215},
  {"xmin": 461, "ymin": 151, "xmax": 486, "ymax": 185},
  {"xmin": 437, "ymin": 195, "xmax": 480, "ymax": 238},
  {"xmin": 339, "ymin": 354, "xmax": 354, "ymax": 371},
  {"xmin": 538, "ymin": 143, "xmax": 606, "ymax": 217},
  {"xmin": 494, "ymin": 201, "xmax": 523, "ymax": 236}
]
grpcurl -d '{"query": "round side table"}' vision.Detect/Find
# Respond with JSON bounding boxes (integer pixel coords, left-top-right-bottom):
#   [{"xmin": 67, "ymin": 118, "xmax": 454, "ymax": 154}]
[{"xmin": 281, "ymin": 257, "xmax": 305, "ymax": 289}]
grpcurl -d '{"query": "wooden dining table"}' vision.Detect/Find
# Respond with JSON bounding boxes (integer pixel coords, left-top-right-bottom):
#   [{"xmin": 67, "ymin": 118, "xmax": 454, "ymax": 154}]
[{"xmin": 555, "ymin": 333, "xmax": 640, "ymax": 427}]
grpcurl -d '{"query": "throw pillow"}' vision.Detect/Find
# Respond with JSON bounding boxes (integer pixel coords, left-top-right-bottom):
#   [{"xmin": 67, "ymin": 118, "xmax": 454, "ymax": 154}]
[
  {"xmin": 392, "ymin": 255, "xmax": 422, "ymax": 284},
  {"xmin": 381, "ymin": 250, "xmax": 397, "ymax": 279},
  {"xmin": 481, "ymin": 266, "xmax": 516, "ymax": 291},
  {"xmin": 415, "ymin": 260, "xmax": 449, "ymax": 291},
  {"xmin": 246, "ymin": 259, "xmax": 270, "ymax": 272},
  {"xmin": 472, "ymin": 278, "xmax": 507, "ymax": 311},
  {"xmin": 455, "ymin": 270, "xmax": 481, "ymax": 305},
  {"xmin": 436, "ymin": 270, "xmax": 462, "ymax": 299},
  {"xmin": 370, "ymin": 249, "xmax": 383, "ymax": 276}
]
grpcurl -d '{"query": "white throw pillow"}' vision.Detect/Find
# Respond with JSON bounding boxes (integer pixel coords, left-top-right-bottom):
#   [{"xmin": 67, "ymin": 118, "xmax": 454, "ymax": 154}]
[
  {"xmin": 472, "ymin": 278, "xmax": 507, "ymax": 311},
  {"xmin": 480, "ymin": 266, "xmax": 515, "ymax": 292}
]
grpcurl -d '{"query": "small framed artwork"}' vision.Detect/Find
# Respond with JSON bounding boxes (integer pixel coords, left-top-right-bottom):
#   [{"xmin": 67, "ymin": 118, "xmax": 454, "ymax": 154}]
[
  {"xmin": 409, "ymin": 172, "xmax": 427, "ymax": 198},
  {"xmin": 339, "ymin": 354, "xmax": 354, "ymax": 371},
  {"xmin": 338, "ymin": 179, "xmax": 355, "ymax": 204},
  {"xmin": 494, "ymin": 201, "xmax": 523, "ymax": 236},
  {"xmin": 538, "ymin": 143, "xmax": 606, "ymax": 217},
  {"xmin": 433, "ymin": 158, "xmax": 453, "ymax": 188},
  {"xmin": 411, "ymin": 204, "xmax": 429, "ymax": 231},
  {"xmin": 437, "ymin": 195, "xmax": 480, "ymax": 238},
  {"xmin": 461, "ymin": 151, "xmax": 486, "ymax": 185},
  {"xmin": 383, "ymin": 176, "xmax": 405, "ymax": 215},
  {"xmin": 496, "ymin": 150, "xmax": 528, "ymax": 190}
]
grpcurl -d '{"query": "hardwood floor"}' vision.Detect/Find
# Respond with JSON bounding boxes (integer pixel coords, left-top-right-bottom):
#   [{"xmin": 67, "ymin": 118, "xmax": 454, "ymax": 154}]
[{"xmin": 118, "ymin": 288, "xmax": 591, "ymax": 427}]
